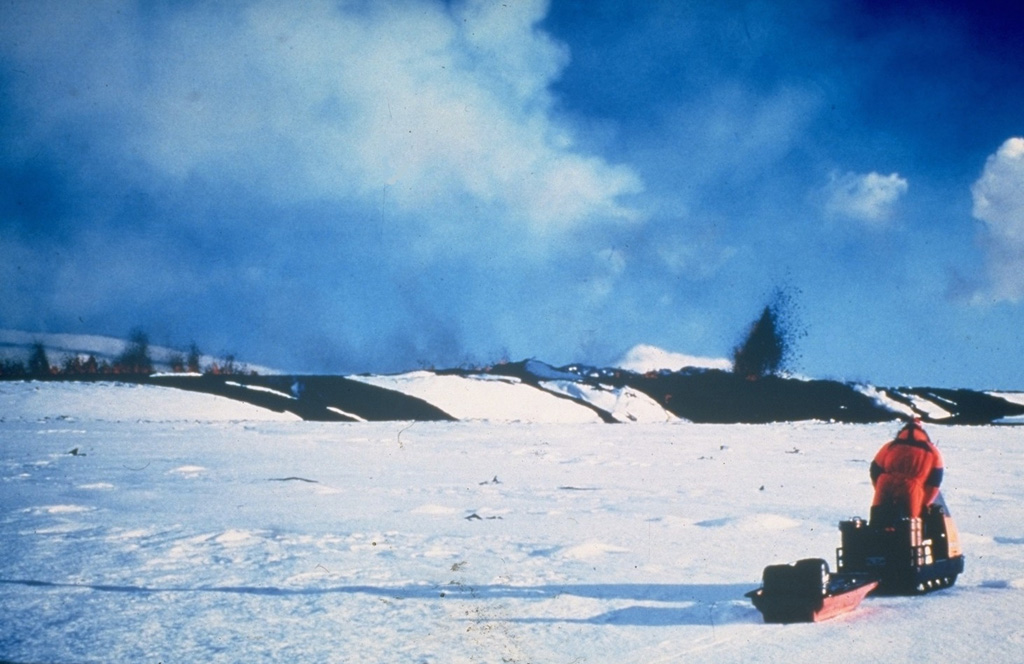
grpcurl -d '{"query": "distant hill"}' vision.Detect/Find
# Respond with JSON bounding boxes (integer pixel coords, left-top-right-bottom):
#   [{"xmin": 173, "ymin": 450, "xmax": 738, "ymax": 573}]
[
  {"xmin": 4, "ymin": 331, "xmax": 1022, "ymax": 424},
  {"xmin": 0, "ymin": 329, "xmax": 278, "ymax": 376},
  {"xmin": 133, "ymin": 361, "xmax": 1024, "ymax": 425}
]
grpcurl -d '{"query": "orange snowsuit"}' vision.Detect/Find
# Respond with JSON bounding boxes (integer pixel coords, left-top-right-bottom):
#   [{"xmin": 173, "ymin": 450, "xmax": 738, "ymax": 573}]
[{"xmin": 870, "ymin": 421, "xmax": 944, "ymax": 524}]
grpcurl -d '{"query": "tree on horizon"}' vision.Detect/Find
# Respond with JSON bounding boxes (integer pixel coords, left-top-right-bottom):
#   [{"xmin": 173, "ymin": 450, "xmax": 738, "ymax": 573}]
[
  {"xmin": 115, "ymin": 328, "xmax": 153, "ymax": 374},
  {"xmin": 28, "ymin": 342, "xmax": 51, "ymax": 377}
]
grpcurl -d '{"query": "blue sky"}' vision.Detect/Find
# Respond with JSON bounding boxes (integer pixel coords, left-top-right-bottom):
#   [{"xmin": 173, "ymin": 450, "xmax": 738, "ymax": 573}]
[{"xmin": 2, "ymin": 0, "xmax": 1023, "ymax": 389}]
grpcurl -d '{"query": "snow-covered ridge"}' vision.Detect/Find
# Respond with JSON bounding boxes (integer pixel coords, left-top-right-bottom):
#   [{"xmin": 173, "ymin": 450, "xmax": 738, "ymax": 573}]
[
  {"xmin": 0, "ymin": 380, "xmax": 299, "ymax": 422},
  {"xmin": 5, "ymin": 362, "xmax": 1022, "ymax": 425},
  {"xmin": 349, "ymin": 371, "xmax": 604, "ymax": 423},
  {"xmin": 3, "ymin": 333, "xmax": 1022, "ymax": 424}
]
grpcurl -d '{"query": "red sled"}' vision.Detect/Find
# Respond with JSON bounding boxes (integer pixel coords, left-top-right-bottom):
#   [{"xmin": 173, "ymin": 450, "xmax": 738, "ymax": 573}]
[{"xmin": 745, "ymin": 558, "xmax": 879, "ymax": 623}]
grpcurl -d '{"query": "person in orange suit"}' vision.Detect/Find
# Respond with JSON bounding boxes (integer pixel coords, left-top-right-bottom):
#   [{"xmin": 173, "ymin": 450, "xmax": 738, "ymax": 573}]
[{"xmin": 870, "ymin": 419, "xmax": 944, "ymax": 525}]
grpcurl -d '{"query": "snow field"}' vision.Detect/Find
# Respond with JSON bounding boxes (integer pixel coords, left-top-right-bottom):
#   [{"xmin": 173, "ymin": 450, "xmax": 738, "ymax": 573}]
[
  {"xmin": 350, "ymin": 372, "xmax": 606, "ymax": 423},
  {"xmin": 0, "ymin": 380, "xmax": 300, "ymax": 423},
  {"xmin": 2, "ymin": 383, "xmax": 1024, "ymax": 662}
]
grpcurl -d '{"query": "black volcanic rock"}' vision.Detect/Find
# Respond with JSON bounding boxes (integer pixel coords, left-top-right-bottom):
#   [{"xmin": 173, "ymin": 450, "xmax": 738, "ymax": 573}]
[
  {"xmin": 149, "ymin": 374, "xmax": 454, "ymax": 422},
  {"xmin": 12, "ymin": 364, "xmax": 1023, "ymax": 425},
  {"xmin": 622, "ymin": 370, "xmax": 892, "ymax": 424},
  {"xmin": 886, "ymin": 387, "xmax": 1024, "ymax": 425}
]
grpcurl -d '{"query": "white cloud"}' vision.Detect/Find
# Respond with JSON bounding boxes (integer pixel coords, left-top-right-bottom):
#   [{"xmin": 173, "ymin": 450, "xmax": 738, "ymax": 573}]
[
  {"xmin": 0, "ymin": 0, "xmax": 643, "ymax": 232},
  {"xmin": 663, "ymin": 83, "xmax": 822, "ymax": 192},
  {"xmin": 585, "ymin": 248, "xmax": 628, "ymax": 301},
  {"xmin": 596, "ymin": 247, "xmax": 627, "ymax": 276},
  {"xmin": 971, "ymin": 137, "xmax": 1024, "ymax": 303},
  {"xmin": 823, "ymin": 171, "xmax": 909, "ymax": 224},
  {"xmin": 657, "ymin": 238, "xmax": 736, "ymax": 281},
  {"xmin": 616, "ymin": 344, "xmax": 731, "ymax": 372}
]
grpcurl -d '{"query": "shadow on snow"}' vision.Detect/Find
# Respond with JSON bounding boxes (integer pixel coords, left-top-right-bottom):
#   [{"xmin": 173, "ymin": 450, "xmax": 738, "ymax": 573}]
[{"xmin": 0, "ymin": 578, "xmax": 759, "ymax": 626}]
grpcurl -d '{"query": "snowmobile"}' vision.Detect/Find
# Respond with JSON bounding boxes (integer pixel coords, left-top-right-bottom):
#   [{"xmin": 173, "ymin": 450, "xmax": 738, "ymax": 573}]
[
  {"xmin": 747, "ymin": 500, "xmax": 965, "ymax": 623},
  {"xmin": 836, "ymin": 499, "xmax": 964, "ymax": 595}
]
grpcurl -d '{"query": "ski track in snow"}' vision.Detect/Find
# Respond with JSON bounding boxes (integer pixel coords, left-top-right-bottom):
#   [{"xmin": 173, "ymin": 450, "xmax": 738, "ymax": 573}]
[{"xmin": 1, "ymin": 383, "xmax": 1023, "ymax": 663}]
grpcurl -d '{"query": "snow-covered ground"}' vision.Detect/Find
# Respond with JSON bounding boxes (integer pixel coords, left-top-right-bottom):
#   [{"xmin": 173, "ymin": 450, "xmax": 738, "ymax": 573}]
[
  {"xmin": 351, "ymin": 371, "xmax": 604, "ymax": 423},
  {"xmin": 2, "ymin": 382, "xmax": 1023, "ymax": 663},
  {"xmin": 351, "ymin": 370, "xmax": 677, "ymax": 423}
]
